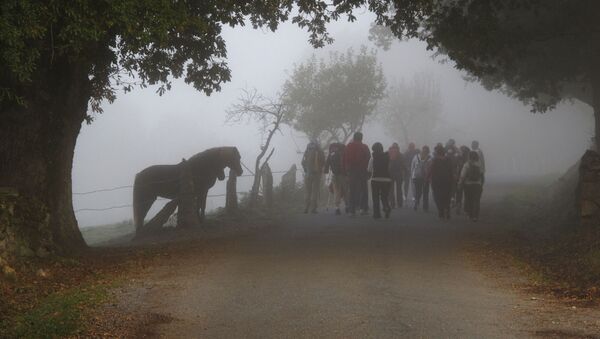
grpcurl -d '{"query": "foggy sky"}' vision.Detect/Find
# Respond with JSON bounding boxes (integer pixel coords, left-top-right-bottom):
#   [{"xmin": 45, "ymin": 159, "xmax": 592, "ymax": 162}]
[{"xmin": 73, "ymin": 13, "xmax": 593, "ymax": 227}]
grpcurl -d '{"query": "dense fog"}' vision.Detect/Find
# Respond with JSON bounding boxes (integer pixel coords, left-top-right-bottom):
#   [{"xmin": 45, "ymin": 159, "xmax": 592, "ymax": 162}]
[{"xmin": 73, "ymin": 13, "xmax": 593, "ymax": 227}]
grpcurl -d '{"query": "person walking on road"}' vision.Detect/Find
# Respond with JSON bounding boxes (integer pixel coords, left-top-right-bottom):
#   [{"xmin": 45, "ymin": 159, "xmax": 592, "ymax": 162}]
[
  {"xmin": 429, "ymin": 145, "xmax": 454, "ymax": 219},
  {"xmin": 324, "ymin": 142, "xmax": 347, "ymax": 216},
  {"xmin": 471, "ymin": 140, "xmax": 485, "ymax": 174},
  {"xmin": 403, "ymin": 142, "xmax": 419, "ymax": 202},
  {"xmin": 368, "ymin": 142, "xmax": 392, "ymax": 219},
  {"xmin": 388, "ymin": 143, "xmax": 406, "ymax": 208},
  {"xmin": 411, "ymin": 145, "xmax": 432, "ymax": 212},
  {"xmin": 302, "ymin": 140, "xmax": 325, "ymax": 214},
  {"xmin": 455, "ymin": 145, "xmax": 470, "ymax": 215},
  {"xmin": 459, "ymin": 151, "xmax": 485, "ymax": 222},
  {"xmin": 445, "ymin": 139, "xmax": 460, "ymax": 206},
  {"xmin": 344, "ymin": 132, "xmax": 371, "ymax": 216}
]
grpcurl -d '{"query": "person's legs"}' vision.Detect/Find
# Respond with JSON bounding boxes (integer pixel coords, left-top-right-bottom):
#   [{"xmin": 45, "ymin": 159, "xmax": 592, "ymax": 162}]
[
  {"xmin": 443, "ymin": 186, "xmax": 452, "ymax": 218},
  {"xmin": 371, "ymin": 181, "xmax": 381, "ymax": 218},
  {"xmin": 432, "ymin": 186, "xmax": 444, "ymax": 218},
  {"xmin": 348, "ymin": 172, "xmax": 360, "ymax": 214},
  {"xmin": 310, "ymin": 174, "xmax": 321, "ymax": 212},
  {"xmin": 360, "ymin": 173, "xmax": 369, "ymax": 213},
  {"xmin": 423, "ymin": 181, "xmax": 430, "ymax": 212},
  {"xmin": 455, "ymin": 184, "xmax": 464, "ymax": 215},
  {"xmin": 473, "ymin": 184, "xmax": 483, "ymax": 220},
  {"xmin": 389, "ymin": 179, "xmax": 396, "ymax": 209},
  {"xmin": 413, "ymin": 178, "xmax": 423, "ymax": 210},
  {"xmin": 304, "ymin": 174, "xmax": 313, "ymax": 213},
  {"xmin": 404, "ymin": 174, "xmax": 411, "ymax": 201},
  {"xmin": 333, "ymin": 175, "xmax": 342, "ymax": 210},
  {"xmin": 463, "ymin": 184, "xmax": 474, "ymax": 218},
  {"xmin": 396, "ymin": 177, "xmax": 404, "ymax": 207},
  {"xmin": 381, "ymin": 182, "xmax": 391, "ymax": 218}
]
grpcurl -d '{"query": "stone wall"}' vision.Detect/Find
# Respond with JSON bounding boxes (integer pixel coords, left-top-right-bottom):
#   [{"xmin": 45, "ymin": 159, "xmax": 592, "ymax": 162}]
[{"xmin": 579, "ymin": 150, "xmax": 600, "ymax": 228}]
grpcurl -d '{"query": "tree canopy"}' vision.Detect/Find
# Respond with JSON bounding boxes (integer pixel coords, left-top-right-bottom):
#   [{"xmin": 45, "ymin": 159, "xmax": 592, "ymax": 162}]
[
  {"xmin": 282, "ymin": 47, "xmax": 386, "ymax": 144},
  {"xmin": 368, "ymin": 0, "xmax": 600, "ymax": 147},
  {"xmin": 0, "ymin": 0, "xmax": 370, "ymax": 116}
]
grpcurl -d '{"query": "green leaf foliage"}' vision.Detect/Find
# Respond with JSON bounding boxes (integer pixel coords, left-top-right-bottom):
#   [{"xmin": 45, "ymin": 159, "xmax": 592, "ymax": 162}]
[
  {"xmin": 369, "ymin": 0, "xmax": 600, "ymax": 112},
  {"xmin": 0, "ymin": 0, "xmax": 379, "ymax": 117},
  {"xmin": 283, "ymin": 46, "xmax": 386, "ymax": 144}
]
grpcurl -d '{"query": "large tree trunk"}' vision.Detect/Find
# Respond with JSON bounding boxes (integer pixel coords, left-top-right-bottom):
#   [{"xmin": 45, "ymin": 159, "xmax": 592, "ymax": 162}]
[
  {"xmin": 0, "ymin": 58, "xmax": 90, "ymax": 261},
  {"xmin": 592, "ymin": 34, "xmax": 600, "ymax": 152},
  {"xmin": 592, "ymin": 59, "xmax": 600, "ymax": 152}
]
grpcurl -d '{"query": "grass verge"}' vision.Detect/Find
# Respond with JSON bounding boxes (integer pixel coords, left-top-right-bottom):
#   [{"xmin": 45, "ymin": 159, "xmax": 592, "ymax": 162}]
[
  {"xmin": 482, "ymin": 178, "xmax": 600, "ymax": 300},
  {"xmin": 0, "ymin": 283, "xmax": 109, "ymax": 338}
]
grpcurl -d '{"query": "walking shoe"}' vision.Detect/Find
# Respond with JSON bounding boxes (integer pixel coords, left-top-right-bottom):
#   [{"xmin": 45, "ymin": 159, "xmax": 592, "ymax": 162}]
[
  {"xmin": 311, "ymin": 208, "xmax": 318, "ymax": 214},
  {"xmin": 373, "ymin": 214, "xmax": 381, "ymax": 219},
  {"xmin": 335, "ymin": 208, "xmax": 341, "ymax": 216},
  {"xmin": 360, "ymin": 210, "xmax": 369, "ymax": 216}
]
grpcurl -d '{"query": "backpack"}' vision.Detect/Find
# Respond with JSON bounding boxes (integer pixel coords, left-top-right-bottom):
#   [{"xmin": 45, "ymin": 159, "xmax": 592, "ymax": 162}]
[
  {"xmin": 466, "ymin": 164, "xmax": 481, "ymax": 182},
  {"xmin": 329, "ymin": 150, "xmax": 344, "ymax": 175}
]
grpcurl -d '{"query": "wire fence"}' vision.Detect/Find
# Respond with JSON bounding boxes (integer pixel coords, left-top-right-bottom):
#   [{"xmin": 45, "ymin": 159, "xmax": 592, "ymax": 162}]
[{"xmin": 73, "ymin": 168, "xmax": 300, "ymax": 213}]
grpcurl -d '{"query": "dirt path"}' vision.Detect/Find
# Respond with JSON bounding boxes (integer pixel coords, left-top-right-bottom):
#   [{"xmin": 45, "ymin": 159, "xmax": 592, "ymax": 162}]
[{"xmin": 103, "ymin": 207, "xmax": 600, "ymax": 338}]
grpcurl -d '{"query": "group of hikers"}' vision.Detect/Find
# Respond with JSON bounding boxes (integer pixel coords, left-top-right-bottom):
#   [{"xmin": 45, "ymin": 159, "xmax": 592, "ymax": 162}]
[{"xmin": 301, "ymin": 132, "xmax": 485, "ymax": 222}]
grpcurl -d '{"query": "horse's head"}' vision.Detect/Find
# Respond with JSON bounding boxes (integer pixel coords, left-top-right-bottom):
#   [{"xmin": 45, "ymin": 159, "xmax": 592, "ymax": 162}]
[{"xmin": 220, "ymin": 147, "xmax": 243, "ymax": 176}]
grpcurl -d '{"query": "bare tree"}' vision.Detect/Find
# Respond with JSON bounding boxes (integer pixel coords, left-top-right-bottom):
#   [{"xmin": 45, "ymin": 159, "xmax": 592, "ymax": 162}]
[
  {"xmin": 380, "ymin": 73, "xmax": 442, "ymax": 146},
  {"xmin": 227, "ymin": 88, "xmax": 289, "ymax": 206}
]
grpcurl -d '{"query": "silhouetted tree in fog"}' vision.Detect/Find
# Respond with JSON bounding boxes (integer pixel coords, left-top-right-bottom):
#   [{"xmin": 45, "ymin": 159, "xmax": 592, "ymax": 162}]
[
  {"xmin": 283, "ymin": 47, "xmax": 386, "ymax": 145},
  {"xmin": 227, "ymin": 89, "xmax": 289, "ymax": 206},
  {"xmin": 380, "ymin": 73, "xmax": 441, "ymax": 146}
]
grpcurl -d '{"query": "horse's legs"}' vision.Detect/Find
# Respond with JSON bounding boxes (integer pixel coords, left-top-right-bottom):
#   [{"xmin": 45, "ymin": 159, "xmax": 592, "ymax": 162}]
[
  {"xmin": 134, "ymin": 195, "xmax": 156, "ymax": 230},
  {"xmin": 197, "ymin": 189, "xmax": 208, "ymax": 222}
]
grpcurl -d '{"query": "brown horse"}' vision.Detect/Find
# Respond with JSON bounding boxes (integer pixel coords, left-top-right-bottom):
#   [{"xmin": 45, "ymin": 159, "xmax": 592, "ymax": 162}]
[{"xmin": 133, "ymin": 147, "xmax": 243, "ymax": 230}]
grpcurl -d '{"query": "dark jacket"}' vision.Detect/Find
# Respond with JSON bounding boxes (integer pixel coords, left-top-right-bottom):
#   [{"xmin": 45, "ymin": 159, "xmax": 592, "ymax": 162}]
[
  {"xmin": 302, "ymin": 143, "xmax": 325, "ymax": 174},
  {"xmin": 324, "ymin": 148, "xmax": 345, "ymax": 175},
  {"xmin": 389, "ymin": 156, "xmax": 405, "ymax": 179},
  {"xmin": 370, "ymin": 151, "xmax": 391, "ymax": 180},
  {"xmin": 429, "ymin": 156, "xmax": 453, "ymax": 189}
]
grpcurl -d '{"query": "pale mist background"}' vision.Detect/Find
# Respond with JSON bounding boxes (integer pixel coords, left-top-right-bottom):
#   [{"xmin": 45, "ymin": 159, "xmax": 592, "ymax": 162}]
[{"xmin": 73, "ymin": 13, "xmax": 593, "ymax": 227}]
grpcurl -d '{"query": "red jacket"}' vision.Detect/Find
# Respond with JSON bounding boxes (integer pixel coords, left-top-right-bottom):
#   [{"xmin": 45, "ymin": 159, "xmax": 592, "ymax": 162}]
[{"xmin": 344, "ymin": 141, "xmax": 370, "ymax": 172}]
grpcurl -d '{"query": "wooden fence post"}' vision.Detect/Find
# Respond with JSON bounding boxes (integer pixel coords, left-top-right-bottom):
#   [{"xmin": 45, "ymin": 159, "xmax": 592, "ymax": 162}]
[{"xmin": 226, "ymin": 168, "xmax": 238, "ymax": 213}]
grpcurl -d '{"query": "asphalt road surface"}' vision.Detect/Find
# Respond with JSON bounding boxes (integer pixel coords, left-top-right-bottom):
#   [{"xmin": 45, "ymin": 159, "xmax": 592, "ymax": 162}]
[{"xmin": 117, "ymin": 207, "xmax": 600, "ymax": 338}]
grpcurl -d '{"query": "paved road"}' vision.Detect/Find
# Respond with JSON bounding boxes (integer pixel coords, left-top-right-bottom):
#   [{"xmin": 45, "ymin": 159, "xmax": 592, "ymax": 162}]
[{"xmin": 122, "ymin": 207, "xmax": 556, "ymax": 338}]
